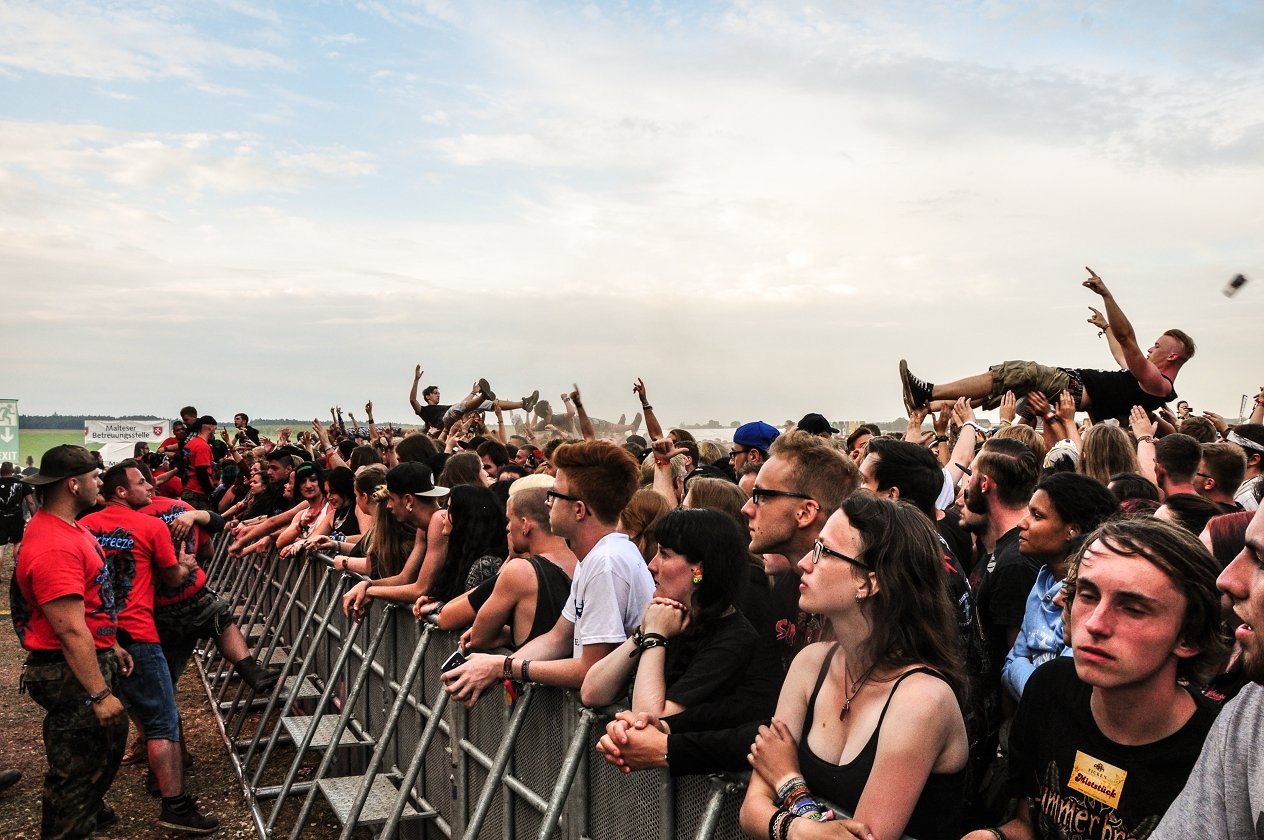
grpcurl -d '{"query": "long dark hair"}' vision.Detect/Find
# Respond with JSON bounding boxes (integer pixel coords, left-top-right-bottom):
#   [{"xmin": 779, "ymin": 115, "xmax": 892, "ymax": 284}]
[
  {"xmin": 844, "ymin": 493, "xmax": 966, "ymax": 700},
  {"xmin": 438, "ymin": 452, "xmax": 485, "ymax": 489},
  {"xmin": 431, "ymin": 485, "xmax": 508, "ymax": 600}
]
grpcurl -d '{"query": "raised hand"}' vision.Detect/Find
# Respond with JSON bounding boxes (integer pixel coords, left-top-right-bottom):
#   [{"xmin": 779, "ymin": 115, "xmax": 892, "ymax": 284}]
[{"xmin": 1083, "ymin": 266, "xmax": 1110, "ymax": 297}]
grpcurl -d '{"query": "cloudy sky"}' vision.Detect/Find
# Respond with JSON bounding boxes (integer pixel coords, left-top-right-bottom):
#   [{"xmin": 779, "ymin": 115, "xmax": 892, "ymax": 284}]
[{"xmin": 2, "ymin": 1, "xmax": 1261, "ymax": 428}]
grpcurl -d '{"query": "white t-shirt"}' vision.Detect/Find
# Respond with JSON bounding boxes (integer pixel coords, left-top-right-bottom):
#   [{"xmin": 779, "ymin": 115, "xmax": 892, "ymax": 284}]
[
  {"xmin": 561, "ymin": 531, "xmax": 654, "ymax": 660},
  {"xmin": 1235, "ymin": 475, "xmax": 1260, "ymax": 512}
]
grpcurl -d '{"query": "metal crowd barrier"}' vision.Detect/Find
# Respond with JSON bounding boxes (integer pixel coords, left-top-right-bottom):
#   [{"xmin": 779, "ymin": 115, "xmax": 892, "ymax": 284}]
[{"xmin": 194, "ymin": 531, "xmax": 749, "ymax": 839}]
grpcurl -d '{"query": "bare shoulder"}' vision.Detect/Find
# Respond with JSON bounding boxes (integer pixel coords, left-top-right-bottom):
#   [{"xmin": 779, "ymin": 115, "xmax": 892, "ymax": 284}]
[
  {"xmin": 783, "ymin": 642, "xmax": 835, "ymax": 689},
  {"xmin": 884, "ymin": 669, "xmax": 962, "ymax": 726},
  {"xmin": 493, "ymin": 557, "xmax": 537, "ymax": 591}
]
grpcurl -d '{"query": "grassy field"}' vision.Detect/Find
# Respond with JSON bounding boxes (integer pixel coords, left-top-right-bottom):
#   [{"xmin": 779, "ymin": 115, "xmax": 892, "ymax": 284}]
[{"xmin": 12, "ymin": 428, "xmax": 101, "ymax": 467}]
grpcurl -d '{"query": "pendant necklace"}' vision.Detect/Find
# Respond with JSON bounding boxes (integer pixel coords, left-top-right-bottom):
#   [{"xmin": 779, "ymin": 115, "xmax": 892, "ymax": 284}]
[{"xmin": 840, "ymin": 660, "xmax": 879, "ymax": 721}]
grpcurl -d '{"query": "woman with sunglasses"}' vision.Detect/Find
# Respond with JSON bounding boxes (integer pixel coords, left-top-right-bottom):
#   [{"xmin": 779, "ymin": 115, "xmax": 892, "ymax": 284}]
[
  {"xmin": 581, "ymin": 508, "xmax": 776, "ymax": 726},
  {"xmin": 740, "ymin": 492, "xmax": 968, "ymax": 840}
]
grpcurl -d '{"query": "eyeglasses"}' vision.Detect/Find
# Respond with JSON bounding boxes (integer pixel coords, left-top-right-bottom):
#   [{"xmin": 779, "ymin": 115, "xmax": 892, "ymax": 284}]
[
  {"xmin": 545, "ymin": 489, "xmax": 582, "ymax": 507},
  {"xmin": 1196, "ymin": 472, "xmax": 1214, "ymax": 481},
  {"xmin": 750, "ymin": 487, "xmax": 814, "ymax": 506},
  {"xmin": 954, "ymin": 463, "xmax": 973, "ymax": 476},
  {"xmin": 811, "ymin": 539, "xmax": 872, "ymax": 572},
  {"xmin": 729, "ymin": 447, "xmax": 749, "ymax": 458}
]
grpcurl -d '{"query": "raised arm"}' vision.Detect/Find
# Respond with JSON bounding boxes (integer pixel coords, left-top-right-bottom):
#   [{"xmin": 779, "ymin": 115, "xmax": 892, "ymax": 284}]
[
  {"xmin": 633, "ymin": 378, "xmax": 665, "ymax": 441},
  {"xmin": 1129, "ymin": 405, "xmax": 1159, "ymax": 487},
  {"xmin": 571, "ymin": 384, "xmax": 596, "ymax": 441},
  {"xmin": 1086, "ymin": 305, "xmax": 1128, "ymax": 369},
  {"xmin": 1083, "ymin": 268, "xmax": 1170, "ymax": 396},
  {"xmin": 410, "ymin": 365, "xmax": 424, "ymax": 415},
  {"xmin": 365, "ymin": 400, "xmax": 378, "ymax": 443}
]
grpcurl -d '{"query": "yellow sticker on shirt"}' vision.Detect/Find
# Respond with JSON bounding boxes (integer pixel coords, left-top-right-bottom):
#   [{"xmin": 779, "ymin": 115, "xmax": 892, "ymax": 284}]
[{"xmin": 1067, "ymin": 750, "xmax": 1126, "ymax": 810}]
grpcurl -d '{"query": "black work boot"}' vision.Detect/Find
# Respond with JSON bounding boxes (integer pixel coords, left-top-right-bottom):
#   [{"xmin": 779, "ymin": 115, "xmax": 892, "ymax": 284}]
[
  {"xmin": 233, "ymin": 658, "xmax": 282, "ymax": 693},
  {"xmin": 158, "ymin": 793, "xmax": 219, "ymax": 834}
]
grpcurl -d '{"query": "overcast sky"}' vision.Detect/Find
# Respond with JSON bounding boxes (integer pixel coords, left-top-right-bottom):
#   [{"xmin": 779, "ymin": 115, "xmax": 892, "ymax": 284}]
[{"xmin": 2, "ymin": 1, "xmax": 1261, "ymax": 428}]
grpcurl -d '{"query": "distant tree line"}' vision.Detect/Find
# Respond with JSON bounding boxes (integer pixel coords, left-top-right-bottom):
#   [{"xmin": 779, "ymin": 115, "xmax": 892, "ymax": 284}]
[{"xmin": 19, "ymin": 414, "xmax": 307, "ymax": 430}]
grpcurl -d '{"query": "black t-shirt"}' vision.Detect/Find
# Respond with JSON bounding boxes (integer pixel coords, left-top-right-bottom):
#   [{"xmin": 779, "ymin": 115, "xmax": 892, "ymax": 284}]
[
  {"xmin": 415, "ymin": 404, "xmax": 449, "ymax": 431},
  {"xmin": 0, "ymin": 476, "xmax": 31, "ymax": 519},
  {"xmin": 1008, "ymin": 657, "xmax": 1217, "ymax": 840},
  {"xmin": 769, "ymin": 569, "xmax": 826, "ymax": 672},
  {"xmin": 975, "ymin": 528, "xmax": 1040, "ymax": 683},
  {"xmin": 1076, "ymin": 368, "xmax": 1176, "ymax": 424}
]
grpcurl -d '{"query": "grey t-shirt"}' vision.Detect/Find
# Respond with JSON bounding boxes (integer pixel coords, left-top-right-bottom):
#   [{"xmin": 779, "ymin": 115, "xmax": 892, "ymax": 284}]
[{"xmin": 1153, "ymin": 681, "xmax": 1264, "ymax": 839}]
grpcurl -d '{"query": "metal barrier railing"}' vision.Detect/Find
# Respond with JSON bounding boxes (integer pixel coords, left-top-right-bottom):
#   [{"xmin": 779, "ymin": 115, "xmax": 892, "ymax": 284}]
[{"xmin": 195, "ymin": 532, "xmax": 750, "ymax": 840}]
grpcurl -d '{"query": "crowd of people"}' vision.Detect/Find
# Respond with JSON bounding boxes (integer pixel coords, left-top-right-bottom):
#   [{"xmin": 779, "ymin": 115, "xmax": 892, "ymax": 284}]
[{"xmin": 6, "ymin": 271, "xmax": 1264, "ymax": 839}]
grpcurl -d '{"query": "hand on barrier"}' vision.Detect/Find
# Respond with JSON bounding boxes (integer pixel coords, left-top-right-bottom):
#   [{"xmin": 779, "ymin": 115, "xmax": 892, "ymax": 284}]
[
  {"xmin": 307, "ymin": 535, "xmax": 335, "ymax": 553},
  {"xmin": 748, "ymin": 718, "xmax": 802, "ymax": 790},
  {"xmin": 343, "ymin": 581, "xmax": 371, "ymax": 621},
  {"xmin": 412, "ymin": 595, "xmax": 441, "ymax": 622},
  {"xmin": 595, "ymin": 710, "xmax": 668, "ymax": 772},
  {"xmin": 440, "ymin": 652, "xmax": 502, "ymax": 707}
]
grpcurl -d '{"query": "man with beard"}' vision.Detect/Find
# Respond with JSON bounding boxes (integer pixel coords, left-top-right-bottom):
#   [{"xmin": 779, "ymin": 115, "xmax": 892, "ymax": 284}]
[
  {"xmin": 1153, "ymin": 502, "xmax": 1264, "ymax": 837},
  {"xmin": 10, "ymin": 446, "xmax": 131, "ymax": 838},
  {"xmin": 960, "ymin": 437, "xmax": 1040, "ymax": 687}
]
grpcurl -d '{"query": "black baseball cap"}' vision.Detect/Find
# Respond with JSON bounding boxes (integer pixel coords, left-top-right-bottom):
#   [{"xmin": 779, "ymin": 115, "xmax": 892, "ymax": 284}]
[
  {"xmin": 22, "ymin": 445, "xmax": 99, "ymax": 486},
  {"xmin": 385, "ymin": 462, "xmax": 450, "ymax": 499}
]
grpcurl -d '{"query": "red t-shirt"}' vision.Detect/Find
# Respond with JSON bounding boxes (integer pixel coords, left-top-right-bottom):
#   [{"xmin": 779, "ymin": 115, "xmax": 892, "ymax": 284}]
[
  {"xmin": 140, "ymin": 496, "xmax": 209, "ymax": 607},
  {"xmin": 12, "ymin": 510, "xmax": 118, "ymax": 651},
  {"xmin": 157, "ymin": 474, "xmax": 182, "ymax": 498},
  {"xmin": 81, "ymin": 504, "xmax": 178, "ymax": 644},
  {"xmin": 183, "ymin": 436, "xmax": 214, "ymax": 495}
]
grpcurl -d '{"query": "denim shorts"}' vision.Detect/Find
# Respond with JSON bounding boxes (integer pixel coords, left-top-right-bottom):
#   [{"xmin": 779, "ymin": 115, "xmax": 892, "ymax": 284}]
[{"xmin": 119, "ymin": 642, "xmax": 180, "ymax": 742}]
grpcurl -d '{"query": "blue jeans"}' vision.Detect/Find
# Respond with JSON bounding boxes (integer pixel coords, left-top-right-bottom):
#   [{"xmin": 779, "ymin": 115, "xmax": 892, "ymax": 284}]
[{"xmin": 118, "ymin": 642, "xmax": 180, "ymax": 742}]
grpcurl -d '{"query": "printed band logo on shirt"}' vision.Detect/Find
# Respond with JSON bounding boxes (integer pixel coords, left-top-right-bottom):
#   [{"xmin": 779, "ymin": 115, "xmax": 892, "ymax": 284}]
[{"xmin": 1067, "ymin": 750, "xmax": 1126, "ymax": 809}]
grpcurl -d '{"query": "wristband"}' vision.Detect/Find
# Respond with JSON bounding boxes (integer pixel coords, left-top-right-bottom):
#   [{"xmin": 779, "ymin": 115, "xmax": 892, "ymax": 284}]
[
  {"xmin": 1137, "ymin": 435, "xmax": 1155, "ymax": 443},
  {"xmin": 629, "ymin": 627, "xmax": 669, "ymax": 657},
  {"xmin": 986, "ymin": 829, "xmax": 1009, "ymax": 840},
  {"xmin": 503, "ymin": 656, "xmax": 515, "ymax": 681},
  {"xmin": 85, "ymin": 687, "xmax": 111, "ymax": 706},
  {"xmin": 521, "ymin": 660, "xmax": 531, "ymax": 684},
  {"xmin": 641, "ymin": 404, "xmax": 652, "ymax": 411},
  {"xmin": 934, "ymin": 434, "xmax": 949, "ymax": 443}
]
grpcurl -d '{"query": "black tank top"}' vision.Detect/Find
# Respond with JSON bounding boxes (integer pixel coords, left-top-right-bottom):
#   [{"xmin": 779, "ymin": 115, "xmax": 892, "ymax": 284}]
[
  {"xmin": 524, "ymin": 554, "xmax": 572, "ymax": 646},
  {"xmin": 1076, "ymin": 368, "xmax": 1177, "ymax": 423},
  {"xmin": 797, "ymin": 645, "xmax": 965, "ymax": 840}
]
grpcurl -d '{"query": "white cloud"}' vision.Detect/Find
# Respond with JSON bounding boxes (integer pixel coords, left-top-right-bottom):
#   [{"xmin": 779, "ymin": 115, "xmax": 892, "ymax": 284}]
[
  {"xmin": 2, "ymin": 2, "xmax": 1262, "ymax": 422},
  {"xmin": 0, "ymin": 1, "xmax": 287, "ymax": 84}
]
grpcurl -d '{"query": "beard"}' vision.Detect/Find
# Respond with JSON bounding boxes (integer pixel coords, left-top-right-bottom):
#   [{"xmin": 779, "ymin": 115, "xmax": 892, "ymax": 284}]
[
  {"xmin": 1241, "ymin": 635, "xmax": 1264, "ymax": 685},
  {"xmin": 964, "ymin": 481, "xmax": 989, "ymax": 516}
]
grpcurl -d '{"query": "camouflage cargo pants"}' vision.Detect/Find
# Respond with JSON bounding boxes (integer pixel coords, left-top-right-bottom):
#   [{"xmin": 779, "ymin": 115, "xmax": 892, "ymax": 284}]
[{"xmin": 23, "ymin": 649, "xmax": 127, "ymax": 840}]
